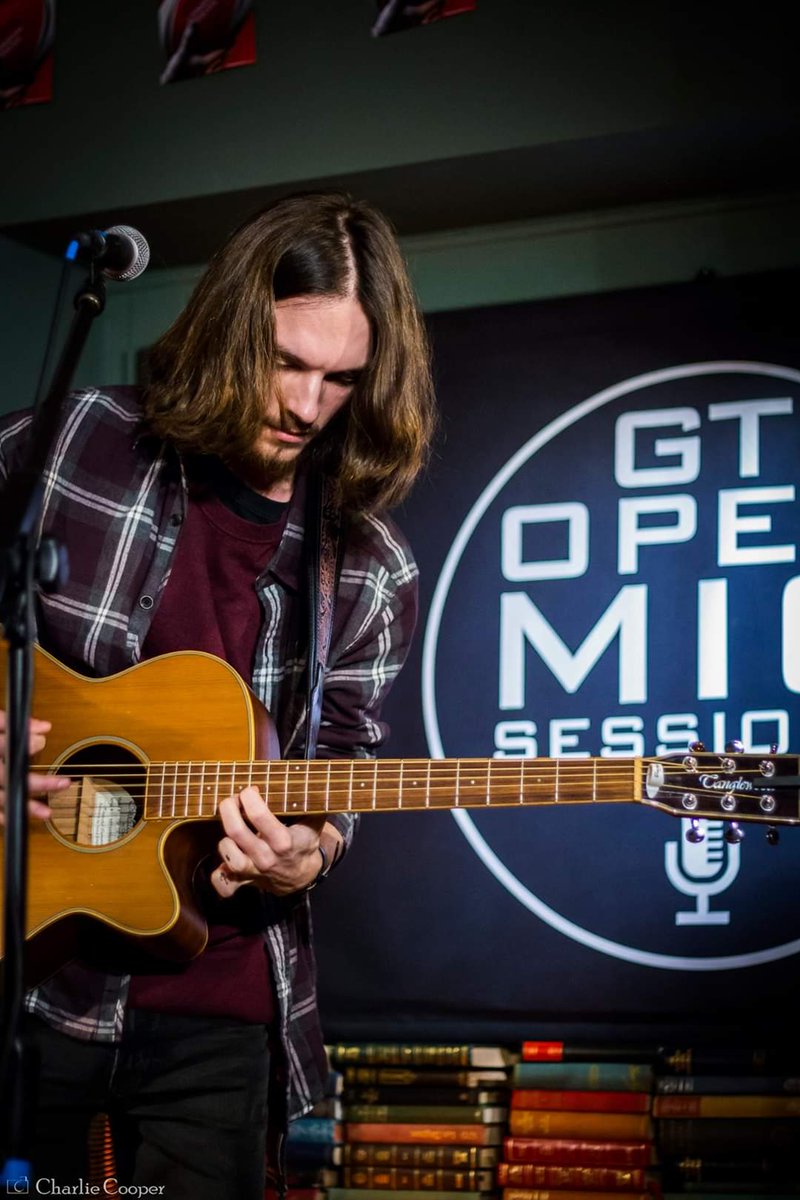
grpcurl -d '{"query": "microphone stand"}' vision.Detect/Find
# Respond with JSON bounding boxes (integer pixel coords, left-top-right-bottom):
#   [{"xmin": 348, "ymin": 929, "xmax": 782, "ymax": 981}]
[{"xmin": 0, "ymin": 269, "xmax": 106, "ymax": 1188}]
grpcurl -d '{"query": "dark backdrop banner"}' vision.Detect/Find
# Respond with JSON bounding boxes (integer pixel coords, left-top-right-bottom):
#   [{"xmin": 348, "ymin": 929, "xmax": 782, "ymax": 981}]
[{"xmin": 313, "ymin": 268, "xmax": 800, "ymax": 1045}]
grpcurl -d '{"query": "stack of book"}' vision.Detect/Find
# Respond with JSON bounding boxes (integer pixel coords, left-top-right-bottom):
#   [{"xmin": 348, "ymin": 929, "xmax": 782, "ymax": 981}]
[
  {"xmin": 283, "ymin": 1068, "xmax": 346, "ymax": 1200},
  {"xmin": 497, "ymin": 1040, "xmax": 660, "ymax": 1200},
  {"xmin": 653, "ymin": 1045, "xmax": 800, "ymax": 1198},
  {"xmin": 324, "ymin": 1041, "xmax": 516, "ymax": 1200}
]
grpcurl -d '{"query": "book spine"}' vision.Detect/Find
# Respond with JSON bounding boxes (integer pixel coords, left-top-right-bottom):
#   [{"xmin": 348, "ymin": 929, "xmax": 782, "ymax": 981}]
[
  {"xmin": 502, "ymin": 1191, "xmax": 652, "ymax": 1200},
  {"xmin": 663, "ymin": 1048, "xmax": 800, "ymax": 1074},
  {"xmin": 346, "ymin": 1124, "xmax": 499, "ymax": 1146},
  {"xmin": 509, "ymin": 1111, "xmax": 651, "ymax": 1139},
  {"xmin": 653, "ymin": 1094, "xmax": 800, "ymax": 1118},
  {"xmin": 328, "ymin": 1190, "xmax": 489, "ymax": 1200},
  {"xmin": 503, "ymin": 1138, "xmax": 654, "ymax": 1167},
  {"xmin": 343, "ymin": 1144, "xmax": 496, "ymax": 1169},
  {"xmin": 498, "ymin": 1163, "xmax": 647, "ymax": 1188},
  {"xmin": 346, "ymin": 1087, "xmax": 505, "ymax": 1107},
  {"xmin": 511, "ymin": 1089, "xmax": 650, "ymax": 1113},
  {"xmin": 286, "ymin": 1142, "xmax": 343, "ymax": 1167},
  {"xmin": 287, "ymin": 1118, "xmax": 343, "ymax": 1144},
  {"xmin": 656, "ymin": 1117, "xmax": 800, "ymax": 1157},
  {"xmin": 331, "ymin": 1045, "xmax": 509, "ymax": 1068},
  {"xmin": 287, "ymin": 1169, "xmax": 341, "ymax": 1188},
  {"xmin": 667, "ymin": 1157, "xmax": 800, "ymax": 1185},
  {"xmin": 656, "ymin": 1073, "xmax": 800, "ymax": 1095},
  {"xmin": 343, "ymin": 1167, "xmax": 494, "ymax": 1190},
  {"xmin": 512, "ymin": 1063, "xmax": 653, "ymax": 1092},
  {"xmin": 345, "ymin": 1105, "xmax": 506, "ymax": 1124},
  {"xmin": 521, "ymin": 1042, "xmax": 658, "ymax": 1064},
  {"xmin": 344, "ymin": 1068, "xmax": 509, "ymax": 1088}
]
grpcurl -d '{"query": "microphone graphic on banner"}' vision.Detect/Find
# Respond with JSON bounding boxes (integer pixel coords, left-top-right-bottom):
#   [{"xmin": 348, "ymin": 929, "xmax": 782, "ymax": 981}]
[{"xmin": 664, "ymin": 819, "xmax": 741, "ymax": 926}]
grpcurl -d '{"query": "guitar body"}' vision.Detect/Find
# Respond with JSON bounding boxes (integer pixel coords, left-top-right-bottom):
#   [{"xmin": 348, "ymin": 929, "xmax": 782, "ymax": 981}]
[{"xmin": 0, "ymin": 644, "xmax": 279, "ymax": 985}]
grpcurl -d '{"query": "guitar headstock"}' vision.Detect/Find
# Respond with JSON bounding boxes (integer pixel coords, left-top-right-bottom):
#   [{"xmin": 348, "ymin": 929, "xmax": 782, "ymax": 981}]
[{"xmin": 642, "ymin": 748, "xmax": 800, "ymax": 829}]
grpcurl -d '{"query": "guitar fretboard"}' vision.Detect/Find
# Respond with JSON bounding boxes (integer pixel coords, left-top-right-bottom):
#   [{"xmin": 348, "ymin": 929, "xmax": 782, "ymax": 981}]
[{"xmin": 141, "ymin": 758, "xmax": 643, "ymax": 819}]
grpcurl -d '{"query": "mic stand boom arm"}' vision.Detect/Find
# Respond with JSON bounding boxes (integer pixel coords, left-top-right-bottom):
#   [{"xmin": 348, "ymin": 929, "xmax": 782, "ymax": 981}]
[{"xmin": 0, "ymin": 272, "xmax": 106, "ymax": 1186}]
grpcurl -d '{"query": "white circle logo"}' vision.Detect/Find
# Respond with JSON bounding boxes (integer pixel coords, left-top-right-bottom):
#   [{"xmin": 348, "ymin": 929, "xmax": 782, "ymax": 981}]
[{"xmin": 422, "ymin": 362, "xmax": 800, "ymax": 970}]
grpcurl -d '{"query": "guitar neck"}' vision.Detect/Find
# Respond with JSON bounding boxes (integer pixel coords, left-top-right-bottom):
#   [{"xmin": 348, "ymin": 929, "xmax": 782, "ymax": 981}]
[{"xmin": 142, "ymin": 757, "xmax": 643, "ymax": 820}]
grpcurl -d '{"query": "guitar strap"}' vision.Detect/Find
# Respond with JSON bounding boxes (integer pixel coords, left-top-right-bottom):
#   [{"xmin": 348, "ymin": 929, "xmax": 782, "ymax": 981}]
[{"xmin": 304, "ymin": 468, "xmax": 343, "ymax": 760}]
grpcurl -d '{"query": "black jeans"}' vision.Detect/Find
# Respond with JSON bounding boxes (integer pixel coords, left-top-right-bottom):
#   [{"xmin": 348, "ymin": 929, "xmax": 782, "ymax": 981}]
[{"xmin": 27, "ymin": 1010, "xmax": 271, "ymax": 1200}]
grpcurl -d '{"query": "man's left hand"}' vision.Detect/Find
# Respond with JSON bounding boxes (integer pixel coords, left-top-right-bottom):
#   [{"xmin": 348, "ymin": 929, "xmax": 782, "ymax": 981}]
[{"xmin": 212, "ymin": 785, "xmax": 328, "ymax": 896}]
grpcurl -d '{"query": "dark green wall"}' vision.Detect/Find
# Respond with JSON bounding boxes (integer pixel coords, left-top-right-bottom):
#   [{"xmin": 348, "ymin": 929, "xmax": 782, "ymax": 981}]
[
  {"xmin": 0, "ymin": 0, "xmax": 790, "ymax": 226},
  {"xmin": 1, "ymin": 1, "xmax": 798, "ymax": 408}
]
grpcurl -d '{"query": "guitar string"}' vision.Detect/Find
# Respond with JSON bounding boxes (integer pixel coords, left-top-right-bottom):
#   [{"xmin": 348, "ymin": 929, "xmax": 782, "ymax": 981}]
[
  {"xmin": 39, "ymin": 760, "xmax": 778, "ymax": 775},
  {"xmin": 42, "ymin": 777, "xmax": 781, "ymax": 820}
]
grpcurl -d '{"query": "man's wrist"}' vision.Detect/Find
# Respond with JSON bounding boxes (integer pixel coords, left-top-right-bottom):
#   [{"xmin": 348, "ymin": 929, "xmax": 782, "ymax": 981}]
[{"xmin": 304, "ymin": 843, "xmax": 332, "ymax": 891}]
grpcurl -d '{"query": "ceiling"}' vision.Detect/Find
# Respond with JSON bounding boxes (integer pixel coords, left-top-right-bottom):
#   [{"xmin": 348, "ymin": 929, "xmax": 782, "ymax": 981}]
[{"xmin": 3, "ymin": 112, "xmax": 799, "ymax": 269}]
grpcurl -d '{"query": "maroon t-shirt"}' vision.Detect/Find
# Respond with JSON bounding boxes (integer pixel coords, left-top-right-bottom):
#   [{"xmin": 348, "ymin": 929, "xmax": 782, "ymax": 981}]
[{"xmin": 128, "ymin": 462, "xmax": 288, "ymax": 1022}]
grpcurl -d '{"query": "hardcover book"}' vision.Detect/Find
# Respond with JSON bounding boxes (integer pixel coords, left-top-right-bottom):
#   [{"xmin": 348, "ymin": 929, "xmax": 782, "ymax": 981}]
[
  {"xmin": 511, "ymin": 1089, "xmax": 650, "ymax": 1114},
  {"xmin": 655, "ymin": 1073, "xmax": 800, "ymax": 1095},
  {"xmin": 657, "ymin": 1117, "xmax": 800, "ymax": 1157},
  {"xmin": 345, "ymin": 1087, "xmax": 505, "ymax": 1107},
  {"xmin": 509, "ymin": 1111, "xmax": 651, "ymax": 1140},
  {"xmin": 328, "ymin": 1190, "xmax": 490, "ymax": 1200},
  {"xmin": 343, "ymin": 1144, "xmax": 499, "ymax": 1169},
  {"xmin": 345, "ymin": 1105, "xmax": 507, "ymax": 1125},
  {"xmin": 501, "ymin": 1191, "xmax": 653, "ymax": 1200},
  {"xmin": 346, "ymin": 1123, "xmax": 504, "ymax": 1147},
  {"xmin": 512, "ymin": 1063, "xmax": 653, "ymax": 1092},
  {"xmin": 497, "ymin": 1163, "xmax": 650, "ymax": 1189},
  {"xmin": 287, "ymin": 1118, "xmax": 343, "ymax": 1145},
  {"xmin": 344, "ymin": 1068, "xmax": 510, "ymax": 1088},
  {"xmin": 343, "ymin": 1167, "xmax": 495, "ymax": 1190},
  {"xmin": 330, "ymin": 1044, "xmax": 516, "ymax": 1069},
  {"xmin": 503, "ymin": 1137, "xmax": 655, "ymax": 1167},
  {"xmin": 521, "ymin": 1043, "xmax": 658, "ymax": 1065},
  {"xmin": 654, "ymin": 1094, "xmax": 800, "ymax": 1118}
]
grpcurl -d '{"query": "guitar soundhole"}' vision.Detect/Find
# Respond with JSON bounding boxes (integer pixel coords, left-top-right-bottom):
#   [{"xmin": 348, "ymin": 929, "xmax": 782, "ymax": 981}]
[{"xmin": 50, "ymin": 744, "xmax": 145, "ymax": 848}]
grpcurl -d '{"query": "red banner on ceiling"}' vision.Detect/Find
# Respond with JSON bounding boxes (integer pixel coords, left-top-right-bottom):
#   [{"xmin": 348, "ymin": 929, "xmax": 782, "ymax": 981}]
[
  {"xmin": 0, "ymin": 0, "xmax": 55, "ymax": 111},
  {"xmin": 157, "ymin": 0, "xmax": 256, "ymax": 85},
  {"xmin": 371, "ymin": 0, "xmax": 477, "ymax": 38}
]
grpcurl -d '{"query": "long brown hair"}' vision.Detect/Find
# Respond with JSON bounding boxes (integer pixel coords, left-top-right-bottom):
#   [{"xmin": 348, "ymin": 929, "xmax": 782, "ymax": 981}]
[{"xmin": 144, "ymin": 191, "xmax": 435, "ymax": 513}]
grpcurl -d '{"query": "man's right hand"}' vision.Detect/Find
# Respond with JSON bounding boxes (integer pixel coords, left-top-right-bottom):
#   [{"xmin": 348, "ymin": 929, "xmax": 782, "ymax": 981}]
[{"xmin": 0, "ymin": 711, "xmax": 71, "ymax": 825}]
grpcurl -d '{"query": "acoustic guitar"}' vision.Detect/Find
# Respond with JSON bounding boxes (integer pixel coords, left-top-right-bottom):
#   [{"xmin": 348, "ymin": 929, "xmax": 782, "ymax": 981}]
[{"xmin": 1, "ymin": 644, "xmax": 798, "ymax": 985}]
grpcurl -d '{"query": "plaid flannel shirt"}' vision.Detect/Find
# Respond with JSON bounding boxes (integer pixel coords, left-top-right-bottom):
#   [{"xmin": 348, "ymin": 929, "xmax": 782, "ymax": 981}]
[{"xmin": 0, "ymin": 385, "xmax": 418, "ymax": 1119}]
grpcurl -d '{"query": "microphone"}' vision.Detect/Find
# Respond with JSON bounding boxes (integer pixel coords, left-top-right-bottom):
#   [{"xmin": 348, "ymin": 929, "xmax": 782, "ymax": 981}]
[
  {"xmin": 65, "ymin": 225, "xmax": 150, "ymax": 282},
  {"xmin": 664, "ymin": 818, "xmax": 741, "ymax": 926}
]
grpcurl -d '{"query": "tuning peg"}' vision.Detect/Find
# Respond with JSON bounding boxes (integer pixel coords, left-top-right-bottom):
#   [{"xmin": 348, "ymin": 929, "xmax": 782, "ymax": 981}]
[
  {"xmin": 766, "ymin": 826, "xmax": 780, "ymax": 846},
  {"xmin": 685, "ymin": 818, "xmax": 705, "ymax": 844},
  {"xmin": 724, "ymin": 822, "xmax": 744, "ymax": 845},
  {"xmin": 689, "ymin": 740, "xmax": 706, "ymax": 753},
  {"xmin": 770, "ymin": 743, "xmax": 778, "ymax": 754},
  {"xmin": 725, "ymin": 739, "xmax": 744, "ymax": 753}
]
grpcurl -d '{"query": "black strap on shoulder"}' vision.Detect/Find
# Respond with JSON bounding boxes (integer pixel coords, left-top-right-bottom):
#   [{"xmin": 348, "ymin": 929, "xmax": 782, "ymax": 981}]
[{"xmin": 304, "ymin": 469, "xmax": 342, "ymax": 760}]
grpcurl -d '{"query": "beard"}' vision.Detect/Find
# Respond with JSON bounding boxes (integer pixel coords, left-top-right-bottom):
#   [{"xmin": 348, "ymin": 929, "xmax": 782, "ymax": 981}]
[{"xmin": 225, "ymin": 433, "xmax": 309, "ymax": 498}]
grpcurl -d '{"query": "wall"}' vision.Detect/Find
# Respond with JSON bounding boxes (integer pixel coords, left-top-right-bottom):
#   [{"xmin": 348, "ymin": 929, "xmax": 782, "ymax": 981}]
[
  {"xmin": 1, "ymin": 189, "xmax": 795, "ymax": 403},
  {"xmin": 0, "ymin": 0, "xmax": 792, "ymax": 226},
  {"xmin": 0, "ymin": 234, "xmax": 77, "ymax": 414}
]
